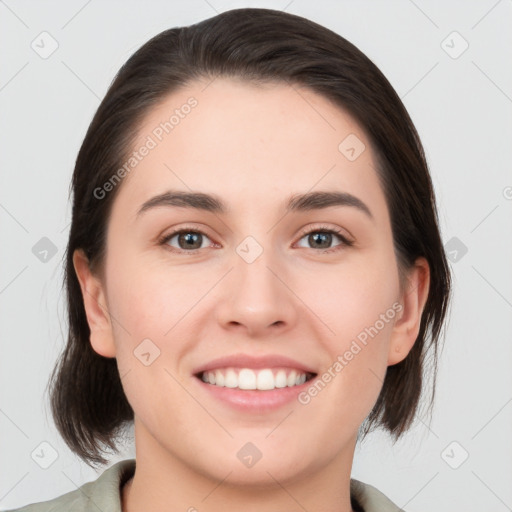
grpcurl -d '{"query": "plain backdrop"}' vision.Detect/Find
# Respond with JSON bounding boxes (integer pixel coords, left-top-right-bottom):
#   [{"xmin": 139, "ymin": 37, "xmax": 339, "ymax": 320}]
[{"xmin": 1, "ymin": 1, "xmax": 511, "ymax": 511}]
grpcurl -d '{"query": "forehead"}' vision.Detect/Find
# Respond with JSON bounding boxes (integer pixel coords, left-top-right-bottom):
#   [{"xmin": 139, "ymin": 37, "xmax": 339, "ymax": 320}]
[{"xmin": 112, "ymin": 77, "xmax": 387, "ymax": 221}]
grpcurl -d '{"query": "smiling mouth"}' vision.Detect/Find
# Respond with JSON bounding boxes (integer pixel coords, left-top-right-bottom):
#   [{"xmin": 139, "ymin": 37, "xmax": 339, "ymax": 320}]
[{"xmin": 195, "ymin": 367, "xmax": 317, "ymax": 391}]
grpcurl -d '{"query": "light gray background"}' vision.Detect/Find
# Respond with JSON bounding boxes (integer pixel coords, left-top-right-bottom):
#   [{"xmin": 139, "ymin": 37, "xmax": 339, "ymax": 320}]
[{"xmin": 1, "ymin": 1, "xmax": 511, "ymax": 510}]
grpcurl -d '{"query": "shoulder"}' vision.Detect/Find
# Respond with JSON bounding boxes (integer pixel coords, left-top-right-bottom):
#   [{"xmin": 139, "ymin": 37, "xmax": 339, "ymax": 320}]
[
  {"xmin": 350, "ymin": 478, "xmax": 405, "ymax": 512},
  {"xmin": 4, "ymin": 459, "xmax": 136, "ymax": 512}
]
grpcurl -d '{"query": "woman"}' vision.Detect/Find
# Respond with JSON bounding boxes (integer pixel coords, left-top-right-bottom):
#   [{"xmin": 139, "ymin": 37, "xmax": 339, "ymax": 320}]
[{"xmin": 8, "ymin": 7, "xmax": 451, "ymax": 512}]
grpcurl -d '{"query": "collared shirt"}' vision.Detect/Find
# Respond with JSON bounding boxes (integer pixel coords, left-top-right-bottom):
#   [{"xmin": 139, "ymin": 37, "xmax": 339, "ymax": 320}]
[{"xmin": 5, "ymin": 459, "xmax": 405, "ymax": 512}]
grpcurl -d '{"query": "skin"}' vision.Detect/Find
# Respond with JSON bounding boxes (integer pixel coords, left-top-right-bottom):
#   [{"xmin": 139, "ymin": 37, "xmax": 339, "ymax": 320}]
[{"xmin": 74, "ymin": 77, "xmax": 429, "ymax": 512}]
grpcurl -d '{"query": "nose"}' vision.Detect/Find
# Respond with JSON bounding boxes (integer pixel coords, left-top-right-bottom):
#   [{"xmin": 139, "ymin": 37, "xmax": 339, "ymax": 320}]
[{"xmin": 215, "ymin": 248, "xmax": 298, "ymax": 338}]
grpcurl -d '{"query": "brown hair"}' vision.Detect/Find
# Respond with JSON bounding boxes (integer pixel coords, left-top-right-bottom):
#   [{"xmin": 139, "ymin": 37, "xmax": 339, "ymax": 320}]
[{"xmin": 47, "ymin": 7, "xmax": 451, "ymax": 468}]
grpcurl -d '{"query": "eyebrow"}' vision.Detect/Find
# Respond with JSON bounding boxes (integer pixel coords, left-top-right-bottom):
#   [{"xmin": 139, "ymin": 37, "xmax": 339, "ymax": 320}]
[{"xmin": 136, "ymin": 190, "xmax": 373, "ymax": 220}]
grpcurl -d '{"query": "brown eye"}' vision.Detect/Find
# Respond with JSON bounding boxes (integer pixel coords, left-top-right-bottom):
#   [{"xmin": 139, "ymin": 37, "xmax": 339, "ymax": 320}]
[
  {"xmin": 160, "ymin": 229, "xmax": 213, "ymax": 252},
  {"xmin": 307, "ymin": 232, "xmax": 334, "ymax": 249},
  {"xmin": 295, "ymin": 226, "xmax": 354, "ymax": 252}
]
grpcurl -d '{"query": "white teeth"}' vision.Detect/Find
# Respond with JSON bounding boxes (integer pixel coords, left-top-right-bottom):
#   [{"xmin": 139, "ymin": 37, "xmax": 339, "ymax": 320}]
[
  {"xmin": 199, "ymin": 367, "xmax": 310, "ymax": 390},
  {"xmin": 275, "ymin": 370, "xmax": 288, "ymax": 388},
  {"xmin": 224, "ymin": 369, "xmax": 238, "ymax": 388},
  {"xmin": 215, "ymin": 371, "xmax": 225, "ymax": 387},
  {"xmin": 256, "ymin": 369, "xmax": 274, "ymax": 390},
  {"xmin": 238, "ymin": 368, "xmax": 257, "ymax": 389}
]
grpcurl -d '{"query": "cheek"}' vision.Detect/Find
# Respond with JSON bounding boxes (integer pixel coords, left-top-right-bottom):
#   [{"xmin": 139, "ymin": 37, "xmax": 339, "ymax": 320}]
[
  {"xmin": 105, "ymin": 261, "xmax": 198, "ymax": 422},
  {"xmin": 106, "ymin": 253, "xmax": 203, "ymax": 339},
  {"xmin": 105, "ymin": 254, "xmax": 222, "ymax": 397},
  {"xmin": 297, "ymin": 248, "xmax": 400, "ymax": 346},
  {"xmin": 296, "ymin": 249, "xmax": 399, "ymax": 409}
]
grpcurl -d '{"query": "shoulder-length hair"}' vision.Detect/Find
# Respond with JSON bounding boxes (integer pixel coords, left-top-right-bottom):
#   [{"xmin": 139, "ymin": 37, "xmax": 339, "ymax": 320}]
[{"xmin": 47, "ymin": 7, "xmax": 451, "ymax": 468}]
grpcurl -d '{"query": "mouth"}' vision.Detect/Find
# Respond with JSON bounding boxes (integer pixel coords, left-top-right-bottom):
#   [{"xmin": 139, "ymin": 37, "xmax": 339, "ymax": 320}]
[
  {"xmin": 191, "ymin": 353, "xmax": 319, "ymax": 411},
  {"xmin": 194, "ymin": 367, "xmax": 317, "ymax": 391}
]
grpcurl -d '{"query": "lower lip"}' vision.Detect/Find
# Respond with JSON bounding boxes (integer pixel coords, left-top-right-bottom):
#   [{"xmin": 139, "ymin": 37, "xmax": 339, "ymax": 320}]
[{"xmin": 194, "ymin": 375, "xmax": 316, "ymax": 412}]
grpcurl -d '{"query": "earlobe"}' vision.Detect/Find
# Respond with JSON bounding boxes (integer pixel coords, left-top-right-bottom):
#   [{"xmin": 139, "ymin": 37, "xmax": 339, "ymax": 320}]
[
  {"xmin": 387, "ymin": 257, "xmax": 430, "ymax": 366},
  {"xmin": 72, "ymin": 249, "xmax": 117, "ymax": 358}
]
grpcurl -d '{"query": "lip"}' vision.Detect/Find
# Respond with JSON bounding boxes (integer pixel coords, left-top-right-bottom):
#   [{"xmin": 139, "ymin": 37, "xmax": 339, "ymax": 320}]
[
  {"xmin": 192, "ymin": 353, "xmax": 317, "ymax": 376},
  {"xmin": 193, "ymin": 373, "xmax": 317, "ymax": 412},
  {"xmin": 191, "ymin": 353, "xmax": 318, "ymax": 413}
]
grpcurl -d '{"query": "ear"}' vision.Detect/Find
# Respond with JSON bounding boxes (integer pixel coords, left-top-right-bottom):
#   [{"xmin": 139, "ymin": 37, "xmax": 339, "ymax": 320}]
[
  {"xmin": 72, "ymin": 249, "xmax": 117, "ymax": 358},
  {"xmin": 387, "ymin": 257, "xmax": 430, "ymax": 366}
]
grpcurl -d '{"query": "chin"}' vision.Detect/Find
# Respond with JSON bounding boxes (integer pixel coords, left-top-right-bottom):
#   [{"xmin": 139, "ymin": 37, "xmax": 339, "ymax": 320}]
[
  {"xmin": 191, "ymin": 440, "xmax": 320, "ymax": 488},
  {"xmin": 215, "ymin": 458, "xmax": 313, "ymax": 488}
]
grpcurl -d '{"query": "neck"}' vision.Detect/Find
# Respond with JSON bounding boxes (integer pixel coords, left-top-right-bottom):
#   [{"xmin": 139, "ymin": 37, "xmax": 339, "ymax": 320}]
[{"xmin": 122, "ymin": 422, "xmax": 358, "ymax": 512}]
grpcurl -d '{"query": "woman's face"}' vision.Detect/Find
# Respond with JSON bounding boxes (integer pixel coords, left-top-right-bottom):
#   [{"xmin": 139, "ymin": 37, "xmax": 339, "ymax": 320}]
[{"xmin": 76, "ymin": 77, "xmax": 427, "ymax": 485}]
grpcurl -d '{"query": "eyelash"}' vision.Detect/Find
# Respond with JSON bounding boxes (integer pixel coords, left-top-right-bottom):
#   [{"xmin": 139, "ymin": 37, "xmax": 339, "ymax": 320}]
[{"xmin": 158, "ymin": 225, "xmax": 354, "ymax": 255}]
